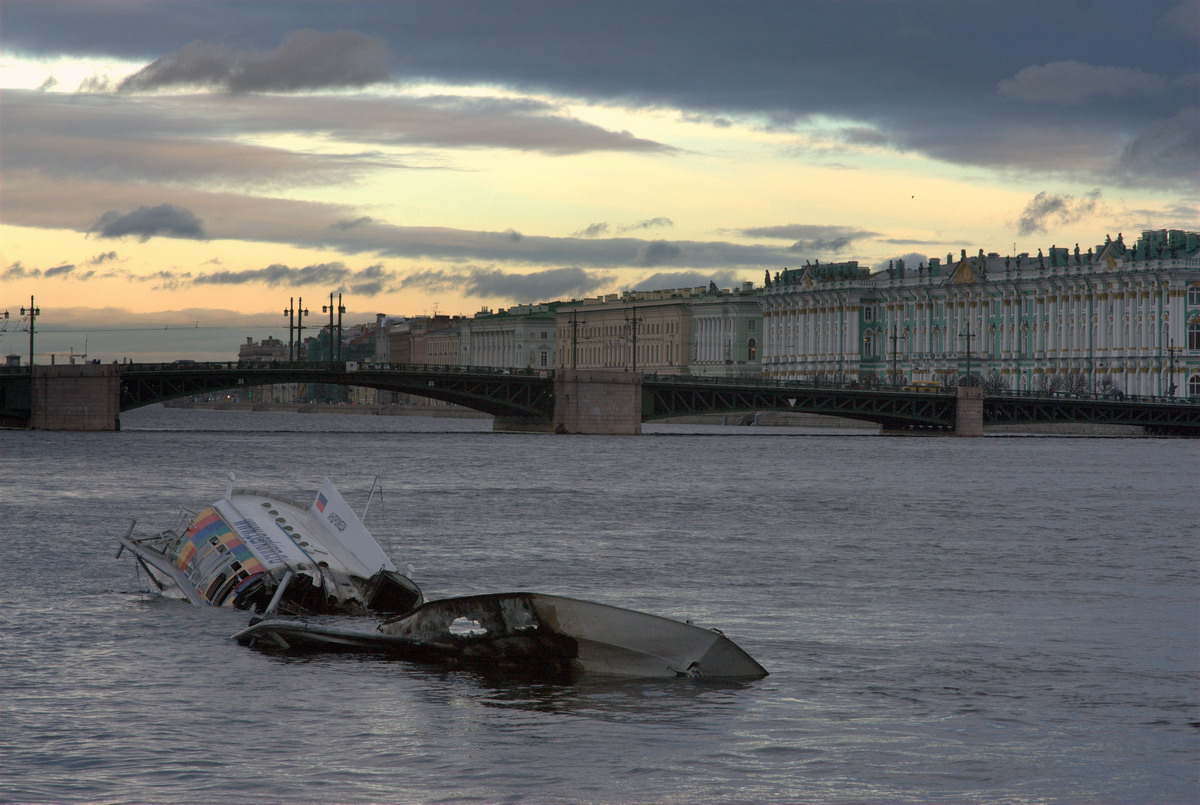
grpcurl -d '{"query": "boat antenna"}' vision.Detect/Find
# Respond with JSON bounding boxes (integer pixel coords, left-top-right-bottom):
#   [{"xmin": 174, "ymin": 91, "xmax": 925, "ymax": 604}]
[
  {"xmin": 361, "ymin": 475, "xmax": 381, "ymax": 520},
  {"xmin": 225, "ymin": 472, "xmax": 236, "ymax": 501}
]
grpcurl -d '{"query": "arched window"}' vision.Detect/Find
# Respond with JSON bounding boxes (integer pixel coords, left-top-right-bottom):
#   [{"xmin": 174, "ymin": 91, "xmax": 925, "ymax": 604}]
[
  {"xmin": 1190, "ymin": 319, "xmax": 1200, "ymax": 351},
  {"xmin": 1190, "ymin": 374, "xmax": 1200, "ymax": 399},
  {"xmin": 747, "ymin": 337, "xmax": 757, "ymax": 360}
]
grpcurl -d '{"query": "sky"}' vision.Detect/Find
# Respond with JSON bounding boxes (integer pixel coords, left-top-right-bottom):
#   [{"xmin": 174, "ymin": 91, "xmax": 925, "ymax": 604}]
[{"xmin": 1, "ymin": 0, "xmax": 1197, "ymax": 362}]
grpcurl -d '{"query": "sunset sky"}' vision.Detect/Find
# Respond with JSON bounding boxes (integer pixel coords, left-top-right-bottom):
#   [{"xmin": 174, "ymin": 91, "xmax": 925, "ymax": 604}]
[{"xmin": 2, "ymin": 0, "xmax": 1197, "ymax": 361}]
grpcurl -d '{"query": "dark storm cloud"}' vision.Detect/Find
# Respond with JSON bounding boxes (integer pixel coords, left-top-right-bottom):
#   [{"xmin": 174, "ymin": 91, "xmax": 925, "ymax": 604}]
[
  {"xmin": 635, "ymin": 241, "xmax": 682, "ymax": 267},
  {"xmin": 90, "ymin": 203, "xmax": 207, "ymax": 241},
  {"xmin": 1116, "ymin": 106, "xmax": 1200, "ymax": 184},
  {"xmin": 6, "ymin": 2, "xmax": 1193, "ymax": 187},
  {"xmin": 400, "ymin": 266, "xmax": 610, "ymax": 300},
  {"xmin": 4, "ymin": 92, "xmax": 370, "ymax": 187},
  {"xmin": 1016, "ymin": 189, "xmax": 1103, "ymax": 236},
  {"xmin": 998, "ymin": 61, "xmax": 1168, "ymax": 104},
  {"xmin": 4, "ymin": 91, "xmax": 671, "ymax": 193},
  {"xmin": 118, "ymin": 29, "xmax": 390, "ymax": 93},
  {"xmin": 7, "ymin": 2, "xmax": 1194, "ymax": 123}
]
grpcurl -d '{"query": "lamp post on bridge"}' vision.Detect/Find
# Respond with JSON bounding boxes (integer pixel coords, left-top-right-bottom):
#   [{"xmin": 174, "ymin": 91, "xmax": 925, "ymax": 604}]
[
  {"xmin": 960, "ymin": 326, "xmax": 976, "ymax": 387},
  {"xmin": 20, "ymin": 296, "xmax": 40, "ymax": 371},
  {"xmin": 321, "ymin": 293, "xmax": 345, "ymax": 369},
  {"xmin": 1166, "ymin": 341, "xmax": 1181, "ymax": 398},
  {"xmin": 889, "ymin": 326, "xmax": 905, "ymax": 387},
  {"xmin": 625, "ymin": 306, "xmax": 643, "ymax": 373},
  {"xmin": 295, "ymin": 298, "xmax": 309, "ymax": 362},
  {"xmin": 323, "ymin": 292, "xmax": 347, "ymax": 402},
  {"xmin": 569, "ymin": 308, "xmax": 587, "ymax": 369},
  {"xmin": 283, "ymin": 298, "xmax": 295, "ymax": 361}
]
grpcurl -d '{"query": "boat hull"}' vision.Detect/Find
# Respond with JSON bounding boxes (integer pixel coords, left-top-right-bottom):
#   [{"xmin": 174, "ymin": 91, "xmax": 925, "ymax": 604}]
[{"xmin": 233, "ymin": 592, "xmax": 767, "ymax": 679}]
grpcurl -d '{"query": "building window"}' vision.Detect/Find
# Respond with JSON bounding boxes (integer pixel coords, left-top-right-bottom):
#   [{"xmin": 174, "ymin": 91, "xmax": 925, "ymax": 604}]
[
  {"xmin": 1190, "ymin": 319, "xmax": 1200, "ymax": 351},
  {"xmin": 864, "ymin": 307, "xmax": 873, "ymax": 322},
  {"xmin": 1189, "ymin": 286, "xmax": 1200, "ymax": 306},
  {"xmin": 747, "ymin": 338, "xmax": 757, "ymax": 360}
]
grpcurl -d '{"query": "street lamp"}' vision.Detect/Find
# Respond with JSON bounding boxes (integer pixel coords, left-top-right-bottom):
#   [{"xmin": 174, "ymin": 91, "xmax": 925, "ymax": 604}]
[
  {"xmin": 295, "ymin": 298, "xmax": 309, "ymax": 361},
  {"xmin": 323, "ymin": 292, "xmax": 346, "ymax": 365},
  {"xmin": 569, "ymin": 308, "xmax": 587, "ymax": 369},
  {"xmin": 20, "ymin": 296, "xmax": 40, "ymax": 370},
  {"xmin": 625, "ymin": 307, "xmax": 643, "ymax": 372},
  {"xmin": 1166, "ymin": 341, "xmax": 1181, "ymax": 397},
  {"xmin": 960, "ymin": 326, "xmax": 976, "ymax": 387},
  {"xmin": 889, "ymin": 326, "xmax": 905, "ymax": 387},
  {"xmin": 283, "ymin": 297, "xmax": 296, "ymax": 361}
]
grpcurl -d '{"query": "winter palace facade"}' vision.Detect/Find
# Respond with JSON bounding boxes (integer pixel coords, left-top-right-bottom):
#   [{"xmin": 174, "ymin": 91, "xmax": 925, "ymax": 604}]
[{"xmin": 760, "ymin": 229, "xmax": 1200, "ymax": 398}]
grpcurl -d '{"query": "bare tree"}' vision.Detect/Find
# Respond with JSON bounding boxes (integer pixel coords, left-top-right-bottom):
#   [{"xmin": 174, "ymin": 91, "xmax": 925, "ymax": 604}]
[
  {"xmin": 1034, "ymin": 373, "xmax": 1064, "ymax": 394},
  {"xmin": 1061, "ymin": 372, "xmax": 1089, "ymax": 395},
  {"xmin": 960, "ymin": 372, "xmax": 985, "ymax": 388},
  {"xmin": 980, "ymin": 373, "xmax": 1008, "ymax": 394},
  {"xmin": 936, "ymin": 371, "xmax": 960, "ymax": 390}
]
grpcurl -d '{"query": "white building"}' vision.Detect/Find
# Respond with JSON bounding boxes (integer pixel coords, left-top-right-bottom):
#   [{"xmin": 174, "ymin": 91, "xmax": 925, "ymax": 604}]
[
  {"xmin": 689, "ymin": 281, "xmax": 762, "ymax": 377},
  {"xmin": 461, "ymin": 304, "xmax": 557, "ymax": 369},
  {"xmin": 761, "ymin": 229, "xmax": 1200, "ymax": 398}
]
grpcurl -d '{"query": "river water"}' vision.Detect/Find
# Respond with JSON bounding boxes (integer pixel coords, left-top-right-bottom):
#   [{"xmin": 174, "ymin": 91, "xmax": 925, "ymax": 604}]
[{"xmin": 1, "ymin": 407, "xmax": 1196, "ymax": 804}]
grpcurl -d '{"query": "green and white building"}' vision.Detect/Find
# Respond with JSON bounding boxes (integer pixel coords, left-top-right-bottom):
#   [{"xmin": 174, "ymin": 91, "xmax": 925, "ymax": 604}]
[{"xmin": 760, "ymin": 229, "xmax": 1200, "ymax": 398}]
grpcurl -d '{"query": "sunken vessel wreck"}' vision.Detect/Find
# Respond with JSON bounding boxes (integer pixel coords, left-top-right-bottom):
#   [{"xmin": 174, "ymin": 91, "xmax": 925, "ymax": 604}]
[{"xmin": 121, "ymin": 478, "xmax": 767, "ymax": 679}]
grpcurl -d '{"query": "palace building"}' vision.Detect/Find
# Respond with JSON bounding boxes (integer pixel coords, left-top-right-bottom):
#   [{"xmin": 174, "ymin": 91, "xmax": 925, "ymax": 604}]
[{"xmin": 760, "ymin": 230, "xmax": 1200, "ymax": 398}]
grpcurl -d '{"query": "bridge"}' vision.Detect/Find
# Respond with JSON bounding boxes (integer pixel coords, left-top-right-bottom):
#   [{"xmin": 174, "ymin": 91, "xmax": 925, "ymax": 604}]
[{"xmin": 1, "ymin": 362, "xmax": 1198, "ymax": 436}]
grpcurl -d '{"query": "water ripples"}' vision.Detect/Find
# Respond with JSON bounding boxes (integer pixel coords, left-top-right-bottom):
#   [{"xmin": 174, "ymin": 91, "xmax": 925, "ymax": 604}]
[{"xmin": 1, "ymin": 412, "xmax": 1196, "ymax": 803}]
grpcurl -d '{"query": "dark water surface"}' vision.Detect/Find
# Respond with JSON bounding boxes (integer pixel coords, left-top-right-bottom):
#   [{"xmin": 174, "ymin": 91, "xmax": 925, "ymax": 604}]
[{"xmin": 2, "ymin": 407, "xmax": 1196, "ymax": 804}]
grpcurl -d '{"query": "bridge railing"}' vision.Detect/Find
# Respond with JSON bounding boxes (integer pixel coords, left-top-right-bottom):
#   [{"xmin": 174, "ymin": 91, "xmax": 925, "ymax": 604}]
[
  {"xmin": 645, "ymin": 372, "xmax": 1199, "ymax": 405},
  {"xmin": 121, "ymin": 360, "xmax": 554, "ymax": 378}
]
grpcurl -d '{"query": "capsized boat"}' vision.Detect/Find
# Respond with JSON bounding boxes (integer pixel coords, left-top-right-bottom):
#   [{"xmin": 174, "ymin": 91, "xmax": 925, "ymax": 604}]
[
  {"xmin": 116, "ymin": 477, "xmax": 422, "ymax": 617},
  {"xmin": 232, "ymin": 591, "xmax": 768, "ymax": 679}
]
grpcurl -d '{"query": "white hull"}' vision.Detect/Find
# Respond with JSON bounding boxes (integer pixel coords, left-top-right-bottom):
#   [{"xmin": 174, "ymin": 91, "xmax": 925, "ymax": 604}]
[
  {"xmin": 234, "ymin": 592, "xmax": 767, "ymax": 679},
  {"xmin": 117, "ymin": 478, "xmax": 421, "ymax": 616}
]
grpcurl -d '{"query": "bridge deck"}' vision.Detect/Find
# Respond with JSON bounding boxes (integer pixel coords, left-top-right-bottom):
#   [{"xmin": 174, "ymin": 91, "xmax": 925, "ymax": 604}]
[{"xmin": 3, "ymin": 364, "xmax": 1197, "ymax": 434}]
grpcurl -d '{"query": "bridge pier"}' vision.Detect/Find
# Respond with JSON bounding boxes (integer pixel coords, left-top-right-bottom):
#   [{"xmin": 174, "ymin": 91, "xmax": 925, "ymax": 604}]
[
  {"xmin": 30, "ymin": 365, "xmax": 121, "ymax": 430},
  {"xmin": 552, "ymin": 369, "xmax": 642, "ymax": 435},
  {"xmin": 954, "ymin": 386, "xmax": 983, "ymax": 436}
]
